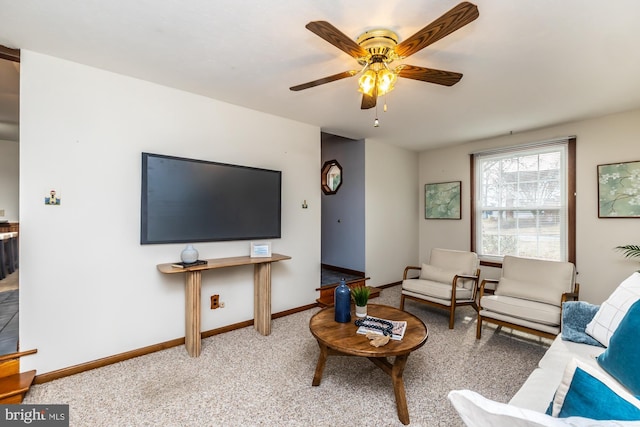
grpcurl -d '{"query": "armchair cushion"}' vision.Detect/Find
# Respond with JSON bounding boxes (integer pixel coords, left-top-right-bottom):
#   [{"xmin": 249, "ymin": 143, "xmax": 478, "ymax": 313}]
[
  {"xmin": 430, "ymin": 248, "xmax": 478, "ymax": 272},
  {"xmin": 481, "ymin": 295, "xmax": 561, "ymax": 326},
  {"xmin": 403, "ymin": 279, "xmax": 473, "ymax": 301},
  {"xmin": 419, "ymin": 264, "xmax": 458, "ymax": 284},
  {"xmin": 426, "ymin": 248, "xmax": 479, "ymax": 290},
  {"xmin": 494, "ymin": 256, "xmax": 575, "ymax": 306}
]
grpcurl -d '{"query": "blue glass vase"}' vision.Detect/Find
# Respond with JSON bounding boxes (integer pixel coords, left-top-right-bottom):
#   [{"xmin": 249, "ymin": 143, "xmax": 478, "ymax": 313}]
[{"xmin": 334, "ymin": 278, "xmax": 351, "ymax": 323}]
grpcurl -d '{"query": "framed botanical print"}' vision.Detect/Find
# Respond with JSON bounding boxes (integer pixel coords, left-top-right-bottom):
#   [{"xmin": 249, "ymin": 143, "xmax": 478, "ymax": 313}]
[
  {"xmin": 598, "ymin": 160, "xmax": 640, "ymax": 218},
  {"xmin": 425, "ymin": 181, "xmax": 461, "ymax": 219}
]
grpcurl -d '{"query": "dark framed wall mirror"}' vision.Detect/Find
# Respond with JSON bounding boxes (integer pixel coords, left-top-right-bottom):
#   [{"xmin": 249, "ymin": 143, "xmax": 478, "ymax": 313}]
[{"xmin": 321, "ymin": 159, "xmax": 342, "ymax": 195}]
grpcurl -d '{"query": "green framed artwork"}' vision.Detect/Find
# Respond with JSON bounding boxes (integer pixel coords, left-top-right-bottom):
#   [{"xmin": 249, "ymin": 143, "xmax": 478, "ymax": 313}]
[
  {"xmin": 425, "ymin": 181, "xmax": 461, "ymax": 219},
  {"xmin": 598, "ymin": 160, "xmax": 640, "ymax": 218}
]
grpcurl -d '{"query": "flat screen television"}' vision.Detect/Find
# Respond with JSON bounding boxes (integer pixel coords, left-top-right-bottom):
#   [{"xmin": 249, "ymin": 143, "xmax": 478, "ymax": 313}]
[{"xmin": 141, "ymin": 152, "xmax": 281, "ymax": 244}]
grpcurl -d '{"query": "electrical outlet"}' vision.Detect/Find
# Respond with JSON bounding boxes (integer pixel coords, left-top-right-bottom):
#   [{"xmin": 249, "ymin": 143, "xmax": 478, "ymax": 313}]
[
  {"xmin": 210, "ymin": 294, "xmax": 220, "ymax": 309},
  {"xmin": 220, "ymin": 301, "xmax": 225, "ymax": 308}
]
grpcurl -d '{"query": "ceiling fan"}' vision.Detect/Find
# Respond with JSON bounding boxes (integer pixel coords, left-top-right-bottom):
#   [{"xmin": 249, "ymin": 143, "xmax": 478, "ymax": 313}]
[{"xmin": 289, "ymin": 2, "xmax": 479, "ymax": 110}]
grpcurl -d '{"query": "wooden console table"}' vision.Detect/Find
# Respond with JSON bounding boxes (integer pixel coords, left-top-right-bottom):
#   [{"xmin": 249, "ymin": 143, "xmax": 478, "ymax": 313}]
[{"xmin": 157, "ymin": 253, "xmax": 291, "ymax": 357}]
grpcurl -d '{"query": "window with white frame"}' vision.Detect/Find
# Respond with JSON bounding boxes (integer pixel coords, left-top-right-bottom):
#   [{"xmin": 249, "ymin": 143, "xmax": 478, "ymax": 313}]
[{"xmin": 471, "ymin": 138, "xmax": 575, "ymax": 263}]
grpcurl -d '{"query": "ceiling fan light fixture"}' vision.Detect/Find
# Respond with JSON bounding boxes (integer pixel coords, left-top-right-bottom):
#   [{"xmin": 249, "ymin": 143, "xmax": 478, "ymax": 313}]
[
  {"xmin": 376, "ymin": 67, "xmax": 397, "ymax": 96},
  {"xmin": 358, "ymin": 63, "xmax": 397, "ymax": 97},
  {"xmin": 358, "ymin": 69, "xmax": 377, "ymax": 96},
  {"xmin": 292, "ymin": 2, "xmax": 480, "ymax": 114}
]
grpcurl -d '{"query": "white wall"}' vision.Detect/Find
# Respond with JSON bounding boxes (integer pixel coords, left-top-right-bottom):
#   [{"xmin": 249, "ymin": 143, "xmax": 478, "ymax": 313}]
[
  {"xmin": 18, "ymin": 51, "xmax": 321, "ymax": 374},
  {"xmin": 418, "ymin": 143, "xmax": 473, "ymax": 256},
  {"xmin": 0, "ymin": 139, "xmax": 19, "ymax": 220},
  {"xmin": 419, "ymin": 108, "xmax": 640, "ymax": 304},
  {"xmin": 365, "ymin": 139, "xmax": 419, "ymax": 287}
]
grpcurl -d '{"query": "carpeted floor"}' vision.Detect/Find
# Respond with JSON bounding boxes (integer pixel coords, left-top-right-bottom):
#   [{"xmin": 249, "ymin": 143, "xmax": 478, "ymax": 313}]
[{"xmin": 24, "ymin": 285, "xmax": 551, "ymax": 426}]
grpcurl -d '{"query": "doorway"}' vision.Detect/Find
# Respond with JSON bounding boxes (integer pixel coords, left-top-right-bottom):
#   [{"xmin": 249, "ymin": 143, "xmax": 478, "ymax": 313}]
[
  {"xmin": 0, "ymin": 46, "xmax": 20, "ymax": 356},
  {"xmin": 320, "ymin": 132, "xmax": 366, "ymax": 286}
]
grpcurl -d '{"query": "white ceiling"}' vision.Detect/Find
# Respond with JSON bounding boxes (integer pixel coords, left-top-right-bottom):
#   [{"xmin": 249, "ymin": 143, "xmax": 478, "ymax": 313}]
[{"xmin": 2, "ymin": 0, "xmax": 640, "ymax": 151}]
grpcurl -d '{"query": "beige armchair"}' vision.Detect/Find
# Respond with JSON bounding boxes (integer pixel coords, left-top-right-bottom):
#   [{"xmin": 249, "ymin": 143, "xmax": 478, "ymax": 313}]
[
  {"xmin": 476, "ymin": 255, "xmax": 579, "ymax": 340},
  {"xmin": 400, "ymin": 248, "xmax": 480, "ymax": 329}
]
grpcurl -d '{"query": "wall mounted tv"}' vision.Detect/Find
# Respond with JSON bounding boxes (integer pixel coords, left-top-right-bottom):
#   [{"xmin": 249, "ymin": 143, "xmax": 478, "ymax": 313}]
[{"xmin": 141, "ymin": 152, "xmax": 281, "ymax": 244}]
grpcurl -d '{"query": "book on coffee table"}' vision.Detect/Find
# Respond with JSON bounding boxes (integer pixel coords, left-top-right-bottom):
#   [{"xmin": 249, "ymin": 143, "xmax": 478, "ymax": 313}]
[{"xmin": 356, "ymin": 316, "xmax": 407, "ymax": 341}]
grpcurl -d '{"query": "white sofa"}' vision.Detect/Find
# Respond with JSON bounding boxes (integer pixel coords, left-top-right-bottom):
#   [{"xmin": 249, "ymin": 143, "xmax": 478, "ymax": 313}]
[
  {"xmin": 449, "ymin": 272, "xmax": 640, "ymax": 426},
  {"xmin": 509, "ymin": 334, "xmax": 605, "ymax": 411}
]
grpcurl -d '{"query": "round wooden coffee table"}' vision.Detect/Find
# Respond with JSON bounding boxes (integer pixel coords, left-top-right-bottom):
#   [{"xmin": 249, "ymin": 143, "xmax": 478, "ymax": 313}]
[{"xmin": 309, "ymin": 304, "xmax": 428, "ymax": 425}]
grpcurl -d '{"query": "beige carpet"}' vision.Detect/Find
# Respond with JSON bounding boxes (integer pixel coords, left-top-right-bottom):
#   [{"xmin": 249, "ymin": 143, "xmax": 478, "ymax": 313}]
[{"xmin": 24, "ymin": 285, "xmax": 550, "ymax": 426}]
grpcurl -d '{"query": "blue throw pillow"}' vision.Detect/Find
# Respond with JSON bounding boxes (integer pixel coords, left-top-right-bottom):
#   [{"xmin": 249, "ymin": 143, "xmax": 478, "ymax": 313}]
[
  {"xmin": 598, "ymin": 299, "xmax": 640, "ymax": 396},
  {"xmin": 546, "ymin": 358, "xmax": 640, "ymax": 420},
  {"xmin": 561, "ymin": 301, "xmax": 604, "ymax": 347}
]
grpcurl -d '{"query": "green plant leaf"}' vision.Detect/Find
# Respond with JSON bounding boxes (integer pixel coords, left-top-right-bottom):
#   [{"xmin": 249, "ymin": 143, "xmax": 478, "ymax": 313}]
[
  {"xmin": 350, "ymin": 285, "xmax": 370, "ymax": 306},
  {"xmin": 615, "ymin": 245, "xmax": 640, "ymax": 259}
]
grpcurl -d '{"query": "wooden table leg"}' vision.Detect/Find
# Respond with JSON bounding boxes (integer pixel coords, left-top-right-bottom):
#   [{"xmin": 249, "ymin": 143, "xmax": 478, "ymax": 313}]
[
  {"xmin": 391, "ymin": 354, "xmax": 410, "ymax": 425},
  {"xmin": 368, "ymin": 355, "xmax": 411, "ymax": 424},
  {"xmin": 315, "ymin": 346, "xmax": 413, "ymax": 424},
  {"xmin": 254, "ymin": 262, "xmax": 272, "ymax": 335},
  {"xmin": 312, "ymin": 342, "xmax": 328, "ymax": 386},
  {"xmin": 184, "ymin": 270, "xmax": 202, "ymax": 357}
]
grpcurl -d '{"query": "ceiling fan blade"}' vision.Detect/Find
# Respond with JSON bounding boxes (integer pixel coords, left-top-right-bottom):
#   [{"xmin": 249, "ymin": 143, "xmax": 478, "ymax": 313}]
[
  {"xmin": 306, "ymin": 21, "xmax": 369, "ymax": 59},
  {"xmin": 395, "ymin": 2, "xmax": 479, "ymax": 58},
  {"xmin": 290, "ymin": 70, "xmax": 358, "ymax": 91},
  {"xmin": 361, "ymin": 89, "xmax": 377, "ymax": 110},
  {"xmin": 396, "ymin": 65, "xmax": 463, "ymax": 86}
]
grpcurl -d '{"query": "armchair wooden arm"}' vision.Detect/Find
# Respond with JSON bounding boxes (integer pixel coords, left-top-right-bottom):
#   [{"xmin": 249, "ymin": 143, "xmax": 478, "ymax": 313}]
[
  {"xmin": 452, "ymin": 269, "xmax": 481, "ymax": 308},
  {"xmin": 403, "ymin": 266, "xmax": 422, "ymax": 280},
  {"xmin": 561, "ymin": 283, "xmax": 580, "ymax": 303},
  {"xmin": 477, "ymin": 278, "xmax": 499, "ymax": 310},
  {"xmin": 478, "ymin": 278, "xmax": 498, "ymax": 292}
]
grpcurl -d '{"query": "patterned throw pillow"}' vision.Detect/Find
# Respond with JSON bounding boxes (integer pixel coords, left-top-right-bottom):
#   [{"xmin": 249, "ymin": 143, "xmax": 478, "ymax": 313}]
[
  {"xmin": 546, "ymin": 358, "xmax": 640, "ymax": 420},
  {"xmin": 597, "ymin": 299, "xmax": 640, "ymax": 396},
  {"xmin": 585, "ymin": 272, "xmax": 640, "ymax": 347}
]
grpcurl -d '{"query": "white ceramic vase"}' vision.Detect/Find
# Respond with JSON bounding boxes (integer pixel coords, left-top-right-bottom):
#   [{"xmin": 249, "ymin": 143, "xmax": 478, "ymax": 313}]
[
  {"xmin": 181, "ymin": 244, "xmax": 199, "ymax": 264},
  {"xmin": 355, "ymin": 304, "xmax": 367, "ymax": 318}
]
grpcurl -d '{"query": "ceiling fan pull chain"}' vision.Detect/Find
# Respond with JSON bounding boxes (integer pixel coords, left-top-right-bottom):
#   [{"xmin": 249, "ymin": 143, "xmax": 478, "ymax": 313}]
[{"xmin": 374, "ymin": 103, "xmax": 380, "ymax": 127}]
